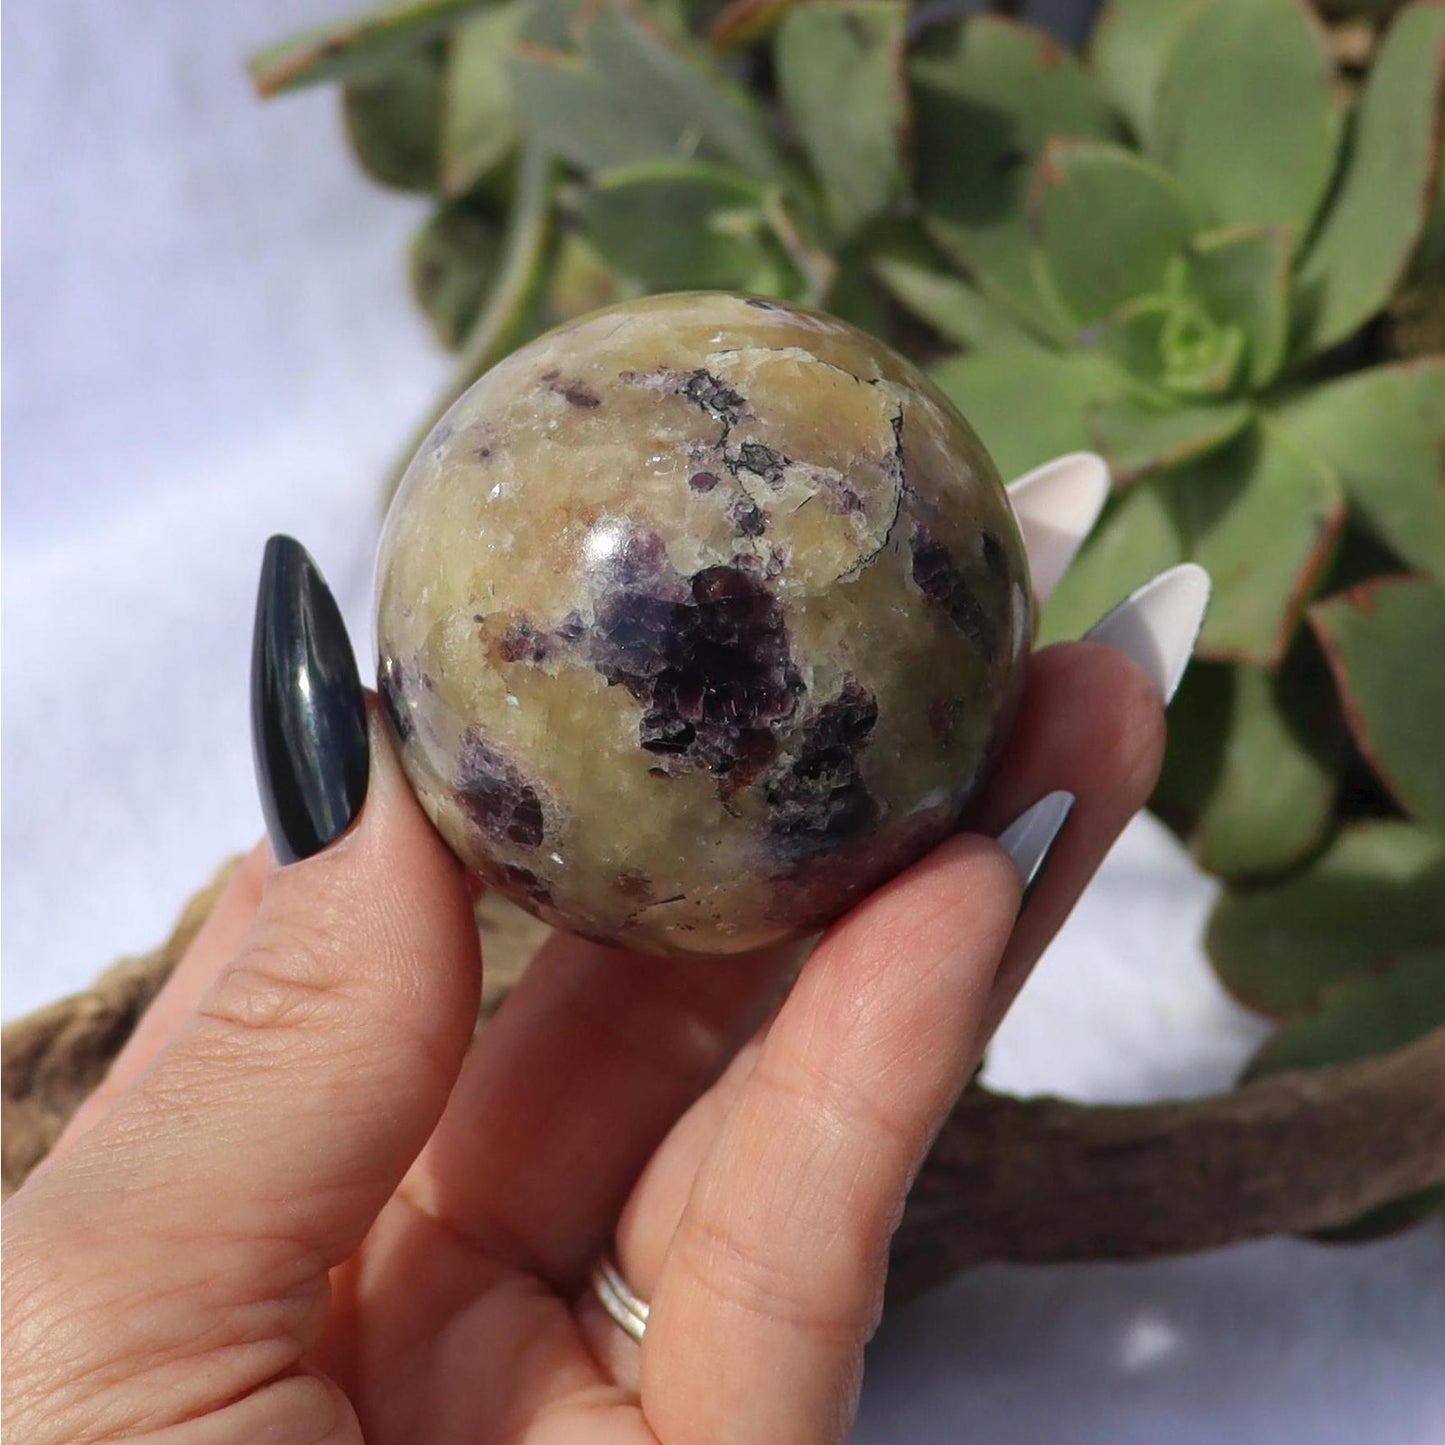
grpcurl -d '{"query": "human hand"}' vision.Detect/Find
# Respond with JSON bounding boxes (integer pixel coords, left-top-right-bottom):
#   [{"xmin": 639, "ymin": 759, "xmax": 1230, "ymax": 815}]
[{"xmin": 3, "ymin": 455, "xmax": 1207, "ymax": 1444}]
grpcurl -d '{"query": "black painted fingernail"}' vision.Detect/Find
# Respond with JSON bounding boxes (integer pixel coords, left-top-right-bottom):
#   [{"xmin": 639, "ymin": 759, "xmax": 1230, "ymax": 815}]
[{"xmin": 251, "ymin": 536, "xmax": 369, "ymax": 864}]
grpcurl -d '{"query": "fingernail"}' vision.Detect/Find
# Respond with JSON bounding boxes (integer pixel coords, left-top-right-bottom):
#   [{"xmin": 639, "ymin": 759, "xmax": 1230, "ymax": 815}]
[
  {"xmin": 251, "ymin": 536, "xmax": 369, "ymax": 865},
  {"xmin": 996, "ymin": 791, "xmax": 1075, "ymax": 891},
  {"xmin": 1007, "ymin": 452, "xmax": 1110, "ymax": 603},
  {"xmin": 1083, "ymin": 562, "xmax": 1211, "ymax": 705}
]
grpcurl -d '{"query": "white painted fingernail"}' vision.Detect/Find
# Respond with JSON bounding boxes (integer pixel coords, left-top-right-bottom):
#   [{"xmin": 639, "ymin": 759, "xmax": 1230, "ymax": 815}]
[
  {"xmin": 996, "ymin": 790, "xmax": 1075, "ymax": 890},
  {"xmin": 1007, "ymin": 452, "xmax": 1110, "ymax": 603},
  {"xmin": 1084, "ymin": 562, "xmax": 1211, "ymax": 704}
]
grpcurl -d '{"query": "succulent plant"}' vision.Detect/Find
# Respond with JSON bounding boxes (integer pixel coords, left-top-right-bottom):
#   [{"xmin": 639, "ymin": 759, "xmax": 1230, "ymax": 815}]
[{"xmin": 251, "ymin": 0, "xmax": 1445, "ymax": 1236}]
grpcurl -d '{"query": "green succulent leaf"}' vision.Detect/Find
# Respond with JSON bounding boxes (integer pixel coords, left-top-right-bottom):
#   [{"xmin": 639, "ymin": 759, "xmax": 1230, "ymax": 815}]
[
  {"xmin": 1208, "ymin": 820, "xmax": 1445, "ymax": 1016},
  {"xmin": 439, "ymin": 4, "xmax": 523, "ymax": 195},
  {"xmin": 510, "ymin": 4, "xmax": 781, "ymax": 176},
  {"xmin": 1151, "ymin": 0, "xmax": 1343, "ymax": 240},
  {"xmin": 775, "ymin": 0, "xmax": 909, "ymax": 240},
  {"xmin": 1039, "ymin": 478, "xmax": 1186, "ymax": 645},
  {"xmin": 385, "ymin": 145, "xmax": 556, "ymax": 505},
  {"xmin": 460, "ymin": 143, "xmax": 554, "ymax": 352},
  {"xmin": 930, "ymin": 348, "xmax": 1125, "ymax": 482},
  {"xmin": 1086, "ymin": 396, "xmax": 1253, "ymax": 486},
  {"xmin": 410, "ymin": 196, "xmax": 504, "ymax": 347},
  {"xmin": 1087, "ymin": 0, "xmax": 1201, "ymax": 145},
  {"xmin": 1153, "ymin": 647, "xmax": 1342, "ymax": 880},
  {"xmin": 1245, "ymin": 943, "xmax": 1445, "ymax": 1078},
  {"xmin": 341, "ymin": 44, "xmax": 445, "ymax": 192},
  {"xmin": 1096, "ymin": 291, "xmax": 1241, "ymax": 397},
  {"xmin": 1159, "ymin": 309, "xmax": 1246, "ymax": 397},
  {"xmin": 871, "ymin": 250, "xmax": 1045, "ymax": 352},
  {"xmin": 546, "ymin": 231, "xmax": 638, "ymax": 319},
  {"xmin": 759, "ymin": 189, "xmax": 838, "ymax": 306},
  {"xmin": 582, "ymin": 161, "xmax": 800, "ymax": 294},
  {"xmin": 911, "ymin": 16, "xmax": 1118, "ymax": 340},
  {"xmin": 250, "ymin": 0, "xmax": 490, "ymax": 96},
  {"xmin": 508, "ymin": 48, "xmax": 646, "ymax": 171},
  {"xmin": 519, "ymin": 0, "xmax": 587, "ymax": 48},
  {"xmin": 1096, "ymin": 294, "xmax": 1174, "ymax": 384},
  {"xmin": 1310, "ymin": 574, "xmax": 1445, "ymax": 830},
  {"xmin": 1273, "ymin": 359, "xmax": 1445, "ymax": 580},
  {"xmin": 1416, "ymin": 116, "xmax": 1445, "ymax": 276},
  {"xmin": 1030, "ymin": 139, "xmax": 1198, "ymax": 327},
  {"xmin": 1173, "ymin": 422, "xmax": 1346, "ymax": 668},
  {"xmin": 824, "ymin": 253, "xmax": 890, "ymax": 337},
  {"xmin": 1097, "ymin": 230, "xmax": 1288, "ymax": 399},
  {"xmin": 635, "ymin": 0, "xmax": 696, "ymax": 40},
  {"xmin": 1185, "ymin": 225, "xmax": 1292, "ymax": 387},
  {"xmin": 583, "ymin": 5, "xmax": 782, "ymax": 174},
  {"xmin": 1292, "ymin": 1, "xmax": 1445, "ymax": 356}
]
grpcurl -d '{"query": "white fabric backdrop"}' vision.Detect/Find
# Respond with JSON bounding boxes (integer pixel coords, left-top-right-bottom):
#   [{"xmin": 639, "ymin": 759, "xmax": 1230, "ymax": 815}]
[{"xmin": 4, "ymin": 2, "xmax": 1442, "ymax": 1440}]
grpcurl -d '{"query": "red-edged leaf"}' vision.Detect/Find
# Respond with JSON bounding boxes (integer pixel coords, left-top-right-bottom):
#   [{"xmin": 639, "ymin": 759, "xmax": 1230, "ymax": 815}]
[
  {"xmin": 1174, "ymin": 421, "xmax": 1346, "ymax": 668},
  {"xmin": 1310, "ymin": 574, "xmax": 1445, "ymax": 829}
]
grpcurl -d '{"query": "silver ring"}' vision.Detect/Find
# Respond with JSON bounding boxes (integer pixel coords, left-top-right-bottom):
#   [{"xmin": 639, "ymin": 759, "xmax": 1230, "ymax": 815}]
[{"xmin": 589, "ymin": 1252, "xmax": 650, "ymax": 1342}]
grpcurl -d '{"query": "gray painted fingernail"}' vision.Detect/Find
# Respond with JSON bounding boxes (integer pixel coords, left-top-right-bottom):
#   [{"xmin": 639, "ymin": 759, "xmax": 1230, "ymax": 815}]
[
  {"xmin": 1007, "ymin": 452, "xmax": 1110, "ymax": 604},
  {"xmin": 1084, "ymin": 563, "xmax": 1211, "ymax": 705},
  {"xmin": 996, "ymin": 791, "xmax": 1075, "ymax": 891}
]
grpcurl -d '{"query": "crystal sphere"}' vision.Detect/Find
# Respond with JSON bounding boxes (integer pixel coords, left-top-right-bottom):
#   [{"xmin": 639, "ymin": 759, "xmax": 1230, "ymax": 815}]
[{"xmin": 375, "ymin": 292, "xmax": 1031, "ymax": 955}]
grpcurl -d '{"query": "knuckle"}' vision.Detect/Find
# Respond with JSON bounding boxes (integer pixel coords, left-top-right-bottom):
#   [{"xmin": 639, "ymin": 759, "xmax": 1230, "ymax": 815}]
[
  {"xmin": 754, "ymin": 1048, "xmax": 918, "ymax": 1169},
  {"xmin": 670, "ymin": 1060, "xmax": 909, "ymax": 1339},
  {"xmin": 231, "ymin": 1371, "xmax": 357, "ymax": 1445},
  {"xmin": 199, "ymin": 919, "xmax": 360, "ymax": 1043},
  {"xmin": 681, "ymin": 1199, "xmax": 881, "ymax": 1338}
]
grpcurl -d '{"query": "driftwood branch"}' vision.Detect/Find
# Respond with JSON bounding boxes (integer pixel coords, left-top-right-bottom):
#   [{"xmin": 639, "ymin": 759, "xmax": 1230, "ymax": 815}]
[
  {"xmin": 889, "ymin": 1029, "xmax": 1445, "ymax": 1303},
  {"xmin": 5, "ymin": 863, "xmax": 1444, "ymax": 1301}
]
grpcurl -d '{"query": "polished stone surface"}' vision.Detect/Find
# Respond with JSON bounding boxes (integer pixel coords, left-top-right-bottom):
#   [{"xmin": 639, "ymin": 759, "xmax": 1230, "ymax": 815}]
[{"xmin": 375, "ymin": 292, "xmax": 1031, "ymax": 954}]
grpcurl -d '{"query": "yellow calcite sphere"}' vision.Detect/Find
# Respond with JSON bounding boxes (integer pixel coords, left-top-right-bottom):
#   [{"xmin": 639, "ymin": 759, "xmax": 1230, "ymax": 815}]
[{"xmin": 376, "ymin": 292, "xmax": 1030, "ymax": 955}]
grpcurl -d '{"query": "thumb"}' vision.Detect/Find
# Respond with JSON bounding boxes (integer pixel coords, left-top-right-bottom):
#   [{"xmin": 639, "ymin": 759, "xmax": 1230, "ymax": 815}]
[{"xmin": 9, "ymin": 537, "xmax": 479, "ymax": 1328}]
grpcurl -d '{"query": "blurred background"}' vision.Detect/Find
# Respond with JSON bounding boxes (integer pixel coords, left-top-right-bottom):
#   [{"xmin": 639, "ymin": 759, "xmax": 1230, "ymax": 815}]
[{"xmin": 3, "ymin": 1, "xmax": 1442, "ymax": 1441}]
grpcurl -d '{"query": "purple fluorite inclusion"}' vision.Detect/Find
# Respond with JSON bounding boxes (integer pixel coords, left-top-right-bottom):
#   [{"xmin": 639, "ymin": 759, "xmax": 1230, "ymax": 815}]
[
  {"xmin": 764, "ymin": 677, "xmax": 881, "ymax": 851},
  {"xmin": 909, "ymin": 523, "xmax": 998, "ymax": 662},
  {"xmin": 455, "ymin": 729, "xmax": 548, "ymax": 850},
  {"xmin": 590, "ymin": 527, "xmax": 802, "ymax": 782}
]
